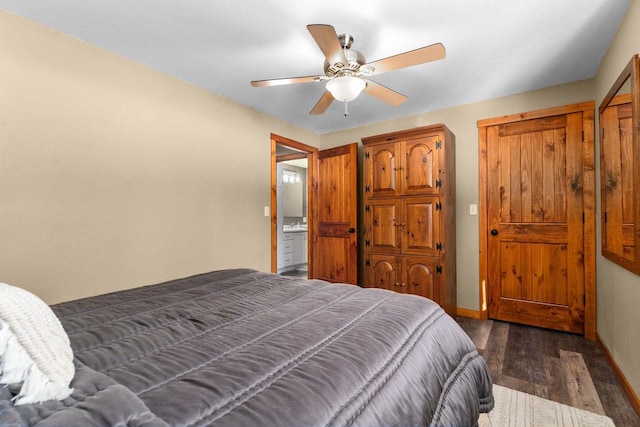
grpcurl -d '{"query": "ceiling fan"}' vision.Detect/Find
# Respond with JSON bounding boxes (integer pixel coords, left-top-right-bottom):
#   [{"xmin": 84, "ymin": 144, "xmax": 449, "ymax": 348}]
[{"xmin": 250, "ymin": 24, "xmax": 446, "ymax": 116}]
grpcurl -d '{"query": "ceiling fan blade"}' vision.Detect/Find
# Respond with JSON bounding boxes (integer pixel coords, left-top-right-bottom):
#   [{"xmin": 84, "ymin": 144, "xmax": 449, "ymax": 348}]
[
  {"xmin": 363, "ymin": 80, "xmax": 407, "ymax": 106},
  {"xmin": 365, "ymin": 42, "xmax": 446, "ymax": 76},
  {"xmin": 307, "ymin": 24, "xmax": 348, "ymax": 65},
  {"xmin": 309, "ymin": 91, "xmax": 334, "ymax": 115},
  {"xmin": 251, "ymin": 75, "xmax": 324, "ymax": 87}
]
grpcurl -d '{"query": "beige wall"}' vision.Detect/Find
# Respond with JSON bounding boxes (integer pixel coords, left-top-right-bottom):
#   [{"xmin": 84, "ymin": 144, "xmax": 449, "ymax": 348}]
[
  {"xmin": 593, "ymin": 0, "xmax": 640, "ymax": 401},
  {"xmin": 319, "ymin": 81, "xmax": 594, "ymax": 310},
  {"xmin": 0, "ymin": 10, "xmax": 318, "ymax": 304}
]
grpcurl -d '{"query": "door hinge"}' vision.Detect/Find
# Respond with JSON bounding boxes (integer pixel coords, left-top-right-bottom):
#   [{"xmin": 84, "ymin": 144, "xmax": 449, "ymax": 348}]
[
  {"xmin": 365, "ymin": 151, "xmax": 370, "ymax": 159},
  {"xmin": 435, "ymin": 179, "xmax": 442, "ymax": 188},
  {"xmin": 435, "ymin": 140, "xmax": 442, "ymax": 149},
  {"xmin": 436, "ymin": 265, "xmax": 443, "ymax": 274},
  {"xmin": 436, "ymin": 202, "xmax": 442, "ymax": 211},
  {"xmin": 436, "ymin": 242, "xmax": 443, "ymax": 251}
]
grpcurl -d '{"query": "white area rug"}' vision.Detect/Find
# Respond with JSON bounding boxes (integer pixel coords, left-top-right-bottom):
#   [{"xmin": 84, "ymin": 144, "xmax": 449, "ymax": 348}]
[{"xmin": 479, "ymin": 384, "xmax": 615, "ymax": 427}]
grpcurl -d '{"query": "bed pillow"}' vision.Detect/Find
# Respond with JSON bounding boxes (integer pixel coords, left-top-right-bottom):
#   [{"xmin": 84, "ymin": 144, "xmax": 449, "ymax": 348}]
[{"xmin": 0, "ymin": 282, "xmax": 74, "ymax": 405}]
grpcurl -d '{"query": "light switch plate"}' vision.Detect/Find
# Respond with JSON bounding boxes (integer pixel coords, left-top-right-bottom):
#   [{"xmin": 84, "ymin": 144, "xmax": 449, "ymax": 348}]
[
  {"xmin": 264, "ymin": 206, "xmax": 270, "ymax": 216},
  {"xmin": 469, "ymin": 204, "xmax": 478, "ymax": 216}
]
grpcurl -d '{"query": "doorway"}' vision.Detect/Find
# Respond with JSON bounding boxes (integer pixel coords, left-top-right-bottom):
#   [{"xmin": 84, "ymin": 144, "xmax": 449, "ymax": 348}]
[
  {"xmin": 270, "ymin": 135, "xmax": 359, "ymax": 285},
  {"xmin": 270, "ymin": 134, "xmax": 317, "ymax": 277},
  {"xmin": 277, "ymin": 151, "xmax": 308, "ymax": 278}
]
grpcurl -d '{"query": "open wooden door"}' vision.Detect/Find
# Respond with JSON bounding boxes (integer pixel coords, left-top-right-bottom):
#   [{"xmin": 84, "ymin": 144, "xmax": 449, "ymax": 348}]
[
  {"xmin": 309, "ymin": 143, "xmax": 359, "ymax": 284},
  {"xmin": 478, "ymin": 102, "xmax": 595, "ymax": 337}
]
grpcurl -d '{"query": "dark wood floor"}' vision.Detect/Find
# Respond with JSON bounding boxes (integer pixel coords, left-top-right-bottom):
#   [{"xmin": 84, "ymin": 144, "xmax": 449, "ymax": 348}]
[
  {"xmin": 280, "ymin": 268, "xmax": 308, "ymax": 279},
  {"xmin": 456, "ymin": 317, "xmax": 639, "ymax": 426}
]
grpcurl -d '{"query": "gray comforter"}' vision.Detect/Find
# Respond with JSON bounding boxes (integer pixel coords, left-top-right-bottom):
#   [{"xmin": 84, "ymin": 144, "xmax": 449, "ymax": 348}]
[{"xmin": 1, "ymin": 269, "xmax": 493, "ymax": 426}]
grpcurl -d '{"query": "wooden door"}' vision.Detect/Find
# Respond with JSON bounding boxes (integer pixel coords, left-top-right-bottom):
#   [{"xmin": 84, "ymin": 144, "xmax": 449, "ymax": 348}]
[
  {"xmin": 403, "ymin": 136, "xmax": 440, "ymax": 195},
  {"xmin": 365, "ymin": 141, "xmax": 401, "ymax": 197},
  {"xmin": 366, "ymin": 198, "xmax": 402, "ymax": 254},
  {"xmin": 403, "ymin": 256, "xmax": 440, "ymax": 300},
  {"xmin": 485, "ymin": 112, "xmax": 588, "ymax": 334},
  {"xmin": 402, "ymin": 196, "xmax": 440, "ymax": 257},
  {"xmin": 368, "ymin": 254, "xmax": 400, "ymax": 292},
  {"xmin": 310, "ymin": 143, "xmax": 358, "ymax": 284}
]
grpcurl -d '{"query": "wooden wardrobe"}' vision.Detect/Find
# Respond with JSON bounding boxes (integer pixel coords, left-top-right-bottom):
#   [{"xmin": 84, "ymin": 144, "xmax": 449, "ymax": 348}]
[{"xmin": 361, "ymin": 124, "xmax": 456, "ymax": 316}]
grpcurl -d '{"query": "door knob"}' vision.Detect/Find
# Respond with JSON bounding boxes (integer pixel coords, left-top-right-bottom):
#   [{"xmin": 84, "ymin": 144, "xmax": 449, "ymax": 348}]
[{"xmin": 491, "ymin": 229, "xmax": 499, "ymax": 236}]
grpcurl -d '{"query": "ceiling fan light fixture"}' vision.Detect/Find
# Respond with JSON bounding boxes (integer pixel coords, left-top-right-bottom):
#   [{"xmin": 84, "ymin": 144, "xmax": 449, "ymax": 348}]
[{"xmin": 326, "ymin": 76, "xmax": 366, "ymax": 102}]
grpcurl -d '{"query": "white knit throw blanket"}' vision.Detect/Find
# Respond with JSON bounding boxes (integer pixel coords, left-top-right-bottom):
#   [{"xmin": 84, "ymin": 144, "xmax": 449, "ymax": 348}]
[{"xmin": 0, "ymin": 282, "xmax": 74, "ymax": 405}]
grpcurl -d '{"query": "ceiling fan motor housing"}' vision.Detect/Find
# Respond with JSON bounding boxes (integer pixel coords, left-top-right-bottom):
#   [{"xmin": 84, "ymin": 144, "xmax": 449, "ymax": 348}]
[{"xmin": 324, "ymin": 34, "xmax": 366, "ymax": 77}]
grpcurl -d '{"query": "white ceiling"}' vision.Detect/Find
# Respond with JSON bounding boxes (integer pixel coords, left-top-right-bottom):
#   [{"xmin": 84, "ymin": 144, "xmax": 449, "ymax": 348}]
[{"xmin": 1, "ymin": 0, "xmax": 630, "ymax": 134}]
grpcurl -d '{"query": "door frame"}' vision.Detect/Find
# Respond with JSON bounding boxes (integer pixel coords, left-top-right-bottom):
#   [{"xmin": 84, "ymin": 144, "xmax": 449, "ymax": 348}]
[
  {"xmin": 477, "ymin": 102, "xmax": 596, "ymax": 339},
  {"xmin": 270, "ymin": 134, "xmax": 318, "ymax": 276}
]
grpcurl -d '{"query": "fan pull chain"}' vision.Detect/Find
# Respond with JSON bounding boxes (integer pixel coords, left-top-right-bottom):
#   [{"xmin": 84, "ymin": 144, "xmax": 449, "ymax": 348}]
[{"xmin": 344, "ymin": 102, "xmax": 349, "ymax": 116}]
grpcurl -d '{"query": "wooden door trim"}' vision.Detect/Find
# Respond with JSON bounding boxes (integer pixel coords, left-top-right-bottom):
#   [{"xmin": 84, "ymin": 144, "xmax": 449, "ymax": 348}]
[
  {"xmin": 477, "ymin": 101, "xmax": 596, "ymax": 127},
  {"xmin": 270, "ymin": 134, "xmax": 318, "ymax": 275},
  {"xmin": 478, "ymin": 125, "xmax": 490, "ymax": 319},
  {"xmin": 477, "ymin": 102, "xmax": 596, "ymax": 339},
  {"xmin": 583, "ymin": 107, "xmax": 596, "ymax": 340}
]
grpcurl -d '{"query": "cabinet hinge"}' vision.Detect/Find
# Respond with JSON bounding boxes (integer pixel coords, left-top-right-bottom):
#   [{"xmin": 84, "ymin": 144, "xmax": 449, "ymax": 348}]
[
  {"xmin": 435, "ymin": 140, "xmax": 442, "ymax": 149},
  {"xmin": 604, "ymin": 212, "xmax": 607, "ymax": 223},
  {"xmin": 435, "ymin": 179, "xmax": 442, "ymax": 188},
  {"xmin": 583, "ymin": 294, "xmax": 586, "ymax": 305},
  {"xmin": 365, "ymin": 151, "xmax": 370, "ymax": 159},
  {"xmin": 365, "ymin": 185, "xmax": 370, "ymax": 193},
  {"xmin": 365, "ymin": 259, "xmax": 371, "ymax": 267},
  {"xmin": 436, "ymin": 242, "xmax": 443, "ymax": 251},
  {"xmin": 365, "ymin": 204, "xmax": 370, "ymax": 213},
  {"xmin": 436, "ymin": 265, "xmax": 443, "ymax": 274},
  {"xmin": 365, "ymin": 239, "xmax": 370, "ymax": 247},
  {"xmin": 581, "ymin": 130, "xmax": 584, "ymax": 141},
  {"xmin": 582, "ymin": 212, "xmax": 585, "ymax": 223},
  {"xmin": 436, "ymin": 202, "xmax": 442, "ymax": 211}
]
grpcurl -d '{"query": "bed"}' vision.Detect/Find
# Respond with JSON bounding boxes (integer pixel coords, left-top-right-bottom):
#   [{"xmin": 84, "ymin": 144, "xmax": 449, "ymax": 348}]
[{"xmin": 0, "ymin": 269, "xmax": 493, "ymax": 426}]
